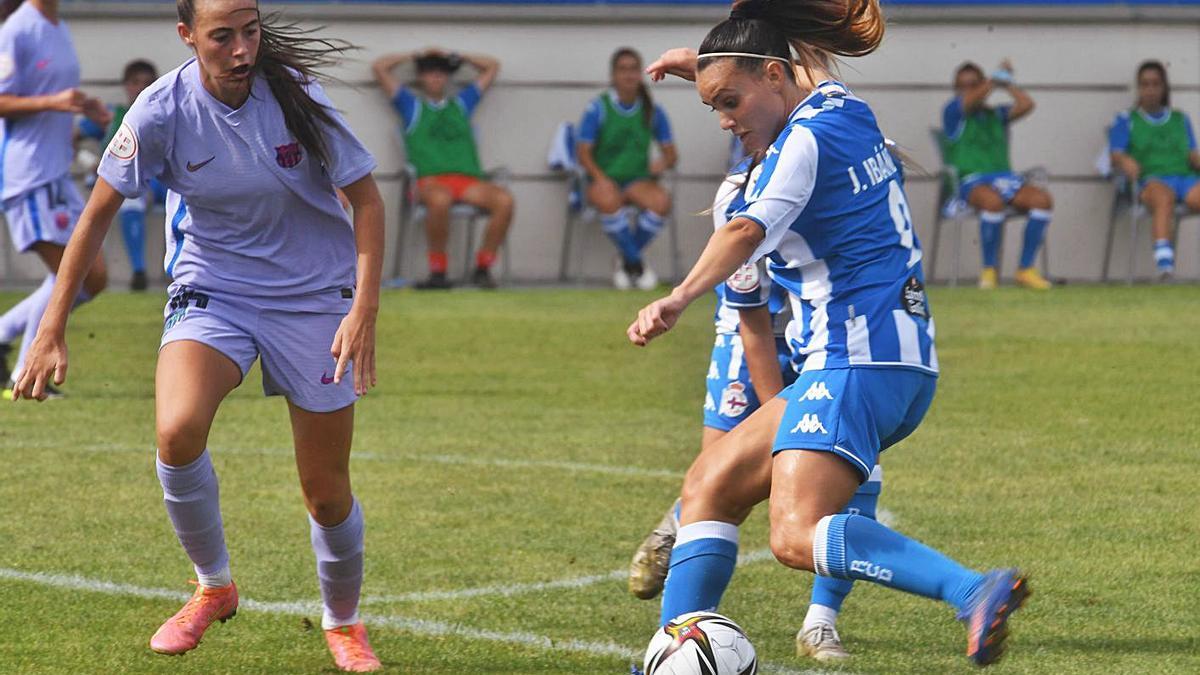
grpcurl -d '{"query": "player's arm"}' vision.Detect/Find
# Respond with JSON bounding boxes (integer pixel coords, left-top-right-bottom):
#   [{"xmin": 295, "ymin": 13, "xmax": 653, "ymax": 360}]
[
  {"xmin": 1003, "ymin": 84, "xmax": 1034, "ymax": 122},
  {"xmin": 459, "ymin": 51, "xmax": 500, "ymax": 92},
  {"xmin": 331, "ymin": 173, "xmax": 384, "ymax": 397},
  {"xmin": 0, "ymin": 89, "xmax": 88, "ymax": 118},
  {"xmin": 576, "ymin": 142, "xmax": 609, "ymax": 183},
  {"xmin": 645, "ymin": 47, "xmax": 698, "ymax": 83},
  {"xmin": 1110, "ymin": 151, "xmax": 1140, "ymax": 182},
  {"xmin": 11, "ymin": 179, "xmax": 124, "ymax": 401},
  {"xmin": 628, "ymin": 218, "xmax": 763, "ymax": 345},
  {"xmin": 371, "ymin": 52, "xmax": 414, "ymax": 99},
  {"xmin": 1108, "ymin": 115, "xmax": 1140, "ymax": 181},
  {"xmin": 737, "ymin": 305, "xmax": 783, "ymax": 400},
  {"xmin": 651, "ymin": 143, "xmax": 677, "ymax": 177}
]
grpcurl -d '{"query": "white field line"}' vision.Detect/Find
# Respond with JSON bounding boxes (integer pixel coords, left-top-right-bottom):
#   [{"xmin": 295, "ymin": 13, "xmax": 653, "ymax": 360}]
[
  {"xmin": 362, "ymin": 547, "xmax": 778, "ymax": 606},
  {"xmin": 0, "ymin": 566, "xmax": 834, "ymax": 675},
  {"xmin": 1, "ymin": 440, "xmax": 683, "ymax": 480}
]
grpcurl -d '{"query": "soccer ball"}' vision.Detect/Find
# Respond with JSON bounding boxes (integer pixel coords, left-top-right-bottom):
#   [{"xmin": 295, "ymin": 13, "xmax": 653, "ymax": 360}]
[{"xmin": 643, "ymin": 611, "xmax": 757, "ymax": 675}]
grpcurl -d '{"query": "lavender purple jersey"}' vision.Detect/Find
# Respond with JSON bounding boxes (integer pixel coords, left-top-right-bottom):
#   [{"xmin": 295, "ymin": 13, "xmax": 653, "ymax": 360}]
[
  {"xmin": 98, "ymin": 58, "xmax": 376, "ymax": 298},
  {"xmin": 0, "ymin": 2, "xmax": 80, "ymax": 200}
]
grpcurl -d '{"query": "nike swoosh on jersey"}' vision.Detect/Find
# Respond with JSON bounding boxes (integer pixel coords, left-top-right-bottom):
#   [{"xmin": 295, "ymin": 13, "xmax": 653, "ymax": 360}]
[{"xmin": 187, "ymin": 157, "xmax": 216, "ymax": 172}]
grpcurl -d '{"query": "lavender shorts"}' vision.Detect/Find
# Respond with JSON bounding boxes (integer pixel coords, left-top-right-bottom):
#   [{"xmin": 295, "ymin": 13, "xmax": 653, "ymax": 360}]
[
  {"xmin": 2, "ymin": 176, "xmax": 85, "ymax": 252},
  {"xmin": 160, "ymin": 285, "xmax": 357, "ymax": 413}
]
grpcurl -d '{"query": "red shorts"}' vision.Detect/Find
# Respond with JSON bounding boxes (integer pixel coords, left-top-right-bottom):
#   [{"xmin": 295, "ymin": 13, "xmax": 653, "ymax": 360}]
[{"xmin": 417, "ymin": 173, "xmax": 482, "ymax": 201}]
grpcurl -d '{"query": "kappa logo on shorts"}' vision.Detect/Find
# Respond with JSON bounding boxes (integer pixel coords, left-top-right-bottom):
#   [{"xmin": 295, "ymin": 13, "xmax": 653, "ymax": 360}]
[
  {"xmin": 798, "ymin": 381, "xmax": 834, "ymax": 401},
  {"xmin": 163, "ymin": 307, "xmax": 188, "ymax": 331},
  {"xmin": 718, "ymin": 381, "xmax": 750, "ymax": 418},
  {"xmin": 790, "ymin": 413, "xmax": 828, "ymax": 435},
  {"xmin": 275, "ymin": 142, "xmax": 303, "ymax": 169}
]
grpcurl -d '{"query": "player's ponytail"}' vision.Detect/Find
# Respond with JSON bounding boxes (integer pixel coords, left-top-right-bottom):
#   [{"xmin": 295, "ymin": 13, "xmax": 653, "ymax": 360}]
[
  {"xmin": 611, "ymin": 47, "xmax": 655, "ymax": 129},
  {"xmin": 176, "ymin": 0, "xmax": 355, "ymax": 166},
  {"xmin": 698, "ymin": 0, "xmax": 885, "ymax": 76}
]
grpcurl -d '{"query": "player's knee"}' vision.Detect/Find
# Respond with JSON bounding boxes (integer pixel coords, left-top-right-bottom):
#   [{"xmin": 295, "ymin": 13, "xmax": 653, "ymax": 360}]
[
  {"xmin": 156, "ymin": 415, "xmax": 209, "ymax": 459},
  {"xmin": 769, "ymin": 525, "xmax": 816, "ymax": 572},
  {"xmin": 971, "ymin": 189, "xmax": 1004, "ymax": 213},
  {"xmin": 1033, "ymin": 189, "xmax": 1053, "ymax": 210},
  {"xmin": 492, "ymin": 188, "xmax": 515, "ymax": 213},
  {"xmin": 422, "ymin": 189, "xmax": 453, "ymax": 211},
  {"xmin": 1184, "ymin": 192, "xmax": 1200, "ymax": 212},
  {"xmin": 301, "ymin": 479, "xmax": 352, "ymax": 526},
  {"xmin": 651, "ymin": 193, "xmax": 671, "ymax": 216}
]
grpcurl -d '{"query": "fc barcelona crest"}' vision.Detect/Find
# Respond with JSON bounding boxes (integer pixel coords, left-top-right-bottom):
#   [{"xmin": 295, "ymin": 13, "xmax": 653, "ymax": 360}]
[{"xmin": 275, "ymin": 142, "xmax": 302, "ymax": 168}]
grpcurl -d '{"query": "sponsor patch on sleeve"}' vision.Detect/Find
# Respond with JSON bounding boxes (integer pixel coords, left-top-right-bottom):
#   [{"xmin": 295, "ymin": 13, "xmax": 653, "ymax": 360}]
[
  {"xmin": 106, "ymin": 122, "xmax": 138, "ymax": 161},
  {"xmin": 0, "ymin": 54, "xmax": 13, "ymax": 81},
  {"xmin": 727, "ymin": 262, "xmax": 761, "ymax": 294}
]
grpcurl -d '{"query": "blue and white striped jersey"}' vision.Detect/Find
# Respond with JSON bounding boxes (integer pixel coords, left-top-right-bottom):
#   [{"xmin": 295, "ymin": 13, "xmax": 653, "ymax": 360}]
[
  {"xmin": 711, "ymin": 159, "xmax": 790, "ymax": 337},
  {"xmin": 733, "ymin": 82, "xmax": 938, "ymax": 375}
]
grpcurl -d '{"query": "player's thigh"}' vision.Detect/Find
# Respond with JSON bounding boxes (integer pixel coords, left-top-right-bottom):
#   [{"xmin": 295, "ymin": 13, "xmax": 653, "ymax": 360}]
[
  {"xmin": 586, "ymin": 178, "xmax": 623, "ymax": 212},
  {"xmin": 623, "ymin": 180, "xmax": 670, "ymax": 215},
  {"xmin": 288, "ymin": 400, "xmax": 355, "ymax": 526},
  {"xmin": 1182, "ymin": 180, "xmax": 1200, "ymax": 212},
  {"xmin": 966, "ymin": 184, "xmax": 1006, "ymax": 212},
  {"xmin": 155, "ymin": 340, "xmax": 243, "ymax": 464},
  {"xmin": 679, "ymin": 396, "xmax": 785, "ymax": 524},
  {"xmin": 417, "ymin": 181, "xmax": 454, "ymax": 210},
  {"xmin": 1009, "ymin": 184, "xmax": 1052, "ymax": 211},
  {"xmin": 460, "ymin": 180, "xmax": 513, "ymax": 213},
  {"xmin": 1139, "ymin": 179, "xmax": 1175, "ymax": 212}
]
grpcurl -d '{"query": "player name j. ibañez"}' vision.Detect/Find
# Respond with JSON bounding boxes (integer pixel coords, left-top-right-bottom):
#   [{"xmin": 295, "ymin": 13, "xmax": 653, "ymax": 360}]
[{"xmin": 847, "ymin": 143, "xmax": 899, "ymax": 195}]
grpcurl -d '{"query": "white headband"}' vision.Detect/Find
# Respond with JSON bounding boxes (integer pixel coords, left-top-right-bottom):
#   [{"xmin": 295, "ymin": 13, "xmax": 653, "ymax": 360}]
[{"xmin": 697, "ymin": 52, "xmax": 792, "ymax": 64}]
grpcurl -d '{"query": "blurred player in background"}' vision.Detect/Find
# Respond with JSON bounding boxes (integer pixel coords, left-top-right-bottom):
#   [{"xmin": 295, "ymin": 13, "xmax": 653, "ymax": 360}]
[
  {"xmin": 14, "ymin": 0, "xmax": 385, "ymax": 670},
  {"xmin": 79, "ymin": 58, "xmax": 160, "ymax": 291},
  {"xmin": 373, "ymin": 47, "xmax": 511, "ymax": 289},
  {"xmin": 631, "ymin": 0, "xmax": 1029, "ymax": 665},
  {"xmin": 577, "ymin": 47, "xmax": 676, "ymax": 290},
  {"xmin": 628, "ymin": 154, "xmax": 886, "ymax": 661},
  {"xmin": 943, "ymin": 60, "xmax": 1053, "ymax": 290},
  {"xmin": 0, "ymin": 0, "xmax": 110, "ymax": 397},
  {"xmin": 1109, "ymin": 60, "xmax": 1200, "ymax": 282}
]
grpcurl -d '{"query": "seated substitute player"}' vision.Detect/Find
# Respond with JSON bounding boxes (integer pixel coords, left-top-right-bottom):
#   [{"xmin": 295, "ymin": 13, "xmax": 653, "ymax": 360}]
[
  {"xmin": 79, "ymin": 58, "xmax": 160, "ymax": 291},
  {"xmin": 373, "ymin": 47, "xmax": 512, "ymax": 290},
  {"xmin": 628, "ymin": 157, "xmax": 885, "ymax": 662},
  {"xmin": 943, "ymin": 60, "xmax": 1053, "ymax": 290},
  {"xmin": 1109, "ymin": 59, "xmax": 1200, "ymax": 281},
  {"xmin": 577, "ymin": 47, "xmax": 677, "ymax": 290},
  {"xmin": 15, "ymin": 0, "xmax": 387, "ymax": 670}
]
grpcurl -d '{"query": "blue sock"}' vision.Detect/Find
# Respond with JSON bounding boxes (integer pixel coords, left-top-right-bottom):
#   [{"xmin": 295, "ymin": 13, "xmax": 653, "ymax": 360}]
[
  {"xmin": 979, "ymin": 211, "xmax": 1004, "ymax": 268},
  {"xmin": 814, "ymin": 513, "xmax": 984, "ymax": 613},
  {"xmin": 1154, "ymin": 238, "xmax": 1175, "ymax": 271},
  {"xmin": 600, "ymin": 211, "xmax": 641, "ymax": 265},
  {"xmin": 810, "ymin": 470, "xmax": 882, "ymax": 612},
  {"xmin": 119, "ymin": 208, "xmax": 147, "ymax": 273},
  {"xmin": 632, "ymin": 211, "xmax": 664, "ymax": 251},
  {"xmin": 1019, "ymin": 209, "xmax": 1050, "ymax": 269},
  {"xmin": 660, "ymin": 521, "xmax": 738, "ymax": 626}
]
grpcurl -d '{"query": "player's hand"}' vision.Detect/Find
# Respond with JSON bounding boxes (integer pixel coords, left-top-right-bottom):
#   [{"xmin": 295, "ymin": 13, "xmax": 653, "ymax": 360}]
[
  {"xmin": 82, "ymin": 97, "xmax": 112, "ymax": 128},
  {"xmin": 998, "ymin": 58, "xmax": 1014, "ymax": 76},
  {"xmin": 627, "ymin": 293, "xmax": 687, "ymax": 346},
  {"xmin": 646, "ymin": 48, "xmax": 698, "ymax": 83},
  {"xmin": 47, "ymin": 88, "xmax": 86, "ymax": 113},
  {"xmin": 649, "ymin": 158, "xmax": 668, "ymax": 177},
  {"xmin": 330, "ymin": 306, "xmax": 378, "ymax": 396},
  {"xmin": 11, "ymin": 333, "xmax": 68, "ymax": 402}
]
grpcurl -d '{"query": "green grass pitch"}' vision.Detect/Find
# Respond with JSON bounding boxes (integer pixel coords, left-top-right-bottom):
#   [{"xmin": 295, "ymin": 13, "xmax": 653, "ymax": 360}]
[{"xmin": 0, "ymin": 285, "xmax": 1197, "ymax": 674}]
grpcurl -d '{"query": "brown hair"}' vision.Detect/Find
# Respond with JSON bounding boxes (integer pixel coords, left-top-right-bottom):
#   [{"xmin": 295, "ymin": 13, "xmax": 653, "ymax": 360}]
[
  {"xmin": 610, "ymin": 47, "xmax": 654, "ymax": 128},
  {"xmin": 954, "ymin": 61, "xmax": 985, "ymax": 85},
  {"xmin": 698, "ymin": 0, "xmax": 885, "ymax": 77},
  {"xmin": 176, "ymin": 0, "xmax": 354, "ymax": 165}
]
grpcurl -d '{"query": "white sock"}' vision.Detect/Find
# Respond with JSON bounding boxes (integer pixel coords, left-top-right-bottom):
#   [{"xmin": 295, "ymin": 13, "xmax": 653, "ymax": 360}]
[
  {"xmin": 197, "ymin": 565, "xmax": 233, "ymax": 588},
  {"xmin": 803, "ymin": 603, "xmax": 839, "ymax": 631}
]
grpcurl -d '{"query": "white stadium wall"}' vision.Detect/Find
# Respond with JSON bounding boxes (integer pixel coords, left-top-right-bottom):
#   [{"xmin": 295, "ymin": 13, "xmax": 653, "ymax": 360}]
[{"xmin": 5, "ymin": 2, "xmax": 1200, "ymax": 285}]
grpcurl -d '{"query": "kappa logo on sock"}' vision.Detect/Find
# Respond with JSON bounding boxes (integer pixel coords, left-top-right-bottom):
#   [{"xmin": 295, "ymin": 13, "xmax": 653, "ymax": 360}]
[
  {"xmin": 850, "ymin": 559, "xmax": 893, "ymax": 583},
  {"xmin": 790, "ymin": 413, "xmax": 828, "ymax": 435},
  {"xmin": 798, "ymin": 381, "xmax": 834, "ymax": 402}
]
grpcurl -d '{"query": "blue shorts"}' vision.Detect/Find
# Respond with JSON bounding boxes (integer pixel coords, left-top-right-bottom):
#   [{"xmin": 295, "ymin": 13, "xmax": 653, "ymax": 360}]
[
  {"xmin": 959, "ymin": 171, "xmax": 1025, "ymax": 203},
  {"xmin": 1141, "ymin": 175, "xmax": 1200, "ymax": 203},
  {"xmin": 2, "ymin": 177, "xmax": 84, "ymax": 252},
  {"xmin": 703, "ymin": 334, "xmax": 796, "ymax": 432},
  {"xmin": 773, "ymin": 367, "xmax": 937, "ymax": 482},
  {"xmin": 160, "ymin": 285, "xmax": 358, "ymax": 413}
]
